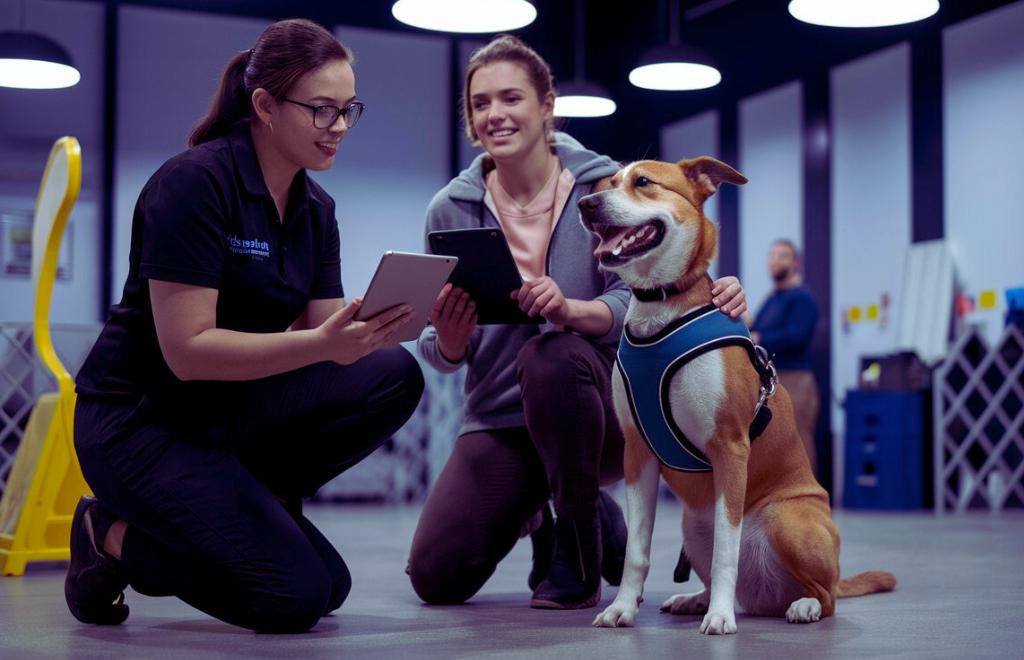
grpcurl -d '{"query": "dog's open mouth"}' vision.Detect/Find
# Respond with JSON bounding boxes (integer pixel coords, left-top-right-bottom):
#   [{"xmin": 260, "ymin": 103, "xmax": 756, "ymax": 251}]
[{"xmin": 592, "ymin": 221, "xmax": 665, "ymax": 265}]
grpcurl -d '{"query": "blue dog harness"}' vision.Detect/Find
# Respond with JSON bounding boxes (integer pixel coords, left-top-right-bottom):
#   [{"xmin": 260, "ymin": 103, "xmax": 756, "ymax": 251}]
[{"xmin": 615, "ymin": 303, "xmax": 777, "ymax": 472}]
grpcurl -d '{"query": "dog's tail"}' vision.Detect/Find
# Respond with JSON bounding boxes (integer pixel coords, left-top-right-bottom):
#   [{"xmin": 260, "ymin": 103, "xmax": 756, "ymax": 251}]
[{"xmin": 836, "ymin": 570, "xmax": 897, "ymax": 598}]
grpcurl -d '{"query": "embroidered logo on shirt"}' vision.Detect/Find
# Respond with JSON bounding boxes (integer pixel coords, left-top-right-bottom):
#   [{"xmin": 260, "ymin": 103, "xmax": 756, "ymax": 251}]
[{"xmin": 227, "ymin": 234, "xmax": 271, "ymax": 259}]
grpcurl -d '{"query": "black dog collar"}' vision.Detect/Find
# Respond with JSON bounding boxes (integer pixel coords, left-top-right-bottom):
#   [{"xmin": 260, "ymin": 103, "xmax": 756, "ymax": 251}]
[{"xmin": 631, "ymin": 283, "xmax": 685, "ymax": 302}]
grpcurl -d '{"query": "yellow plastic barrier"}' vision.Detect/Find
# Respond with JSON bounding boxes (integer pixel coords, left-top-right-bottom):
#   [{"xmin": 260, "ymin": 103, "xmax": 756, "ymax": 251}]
[{"xmin": 0, "ymin": 136, "xmax": 92, "ymax": 576}]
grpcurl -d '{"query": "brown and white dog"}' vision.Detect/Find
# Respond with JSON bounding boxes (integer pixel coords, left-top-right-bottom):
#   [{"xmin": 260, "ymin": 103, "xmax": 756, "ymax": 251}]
[{"xmin": 579, "ymin": 157, "xmax": 895, "ymax": 634}]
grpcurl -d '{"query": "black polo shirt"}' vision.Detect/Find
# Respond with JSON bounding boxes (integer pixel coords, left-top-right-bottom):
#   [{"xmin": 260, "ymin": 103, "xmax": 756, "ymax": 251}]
[{"xmin": 76, "ymin": 127, "xmax": 344, "ymax": 402}]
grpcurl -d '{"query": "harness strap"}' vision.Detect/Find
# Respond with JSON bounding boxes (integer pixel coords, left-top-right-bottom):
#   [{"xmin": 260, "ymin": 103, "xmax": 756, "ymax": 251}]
[{"xmin": 618, "ymin": 304, "xmax": 780, "ymax": 472}]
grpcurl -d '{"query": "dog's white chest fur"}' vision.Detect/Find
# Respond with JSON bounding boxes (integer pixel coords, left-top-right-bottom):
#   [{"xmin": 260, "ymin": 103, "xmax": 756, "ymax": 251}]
[
  {"xmin": 663, "ymin": 351, "xmax": 725, "ymax": 454},
  {"xmin": 623, "ymin": 302, "xmax": 726, "ymax": 455}
]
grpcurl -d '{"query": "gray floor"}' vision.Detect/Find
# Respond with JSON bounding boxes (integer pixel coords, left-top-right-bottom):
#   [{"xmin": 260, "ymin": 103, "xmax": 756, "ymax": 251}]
[{"xmin": 2, "ymin": 499, "xmax": 1023, "ymax": 659}]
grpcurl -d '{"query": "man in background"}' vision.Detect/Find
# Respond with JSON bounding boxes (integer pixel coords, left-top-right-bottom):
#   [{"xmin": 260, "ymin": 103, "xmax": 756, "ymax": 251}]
[{"xmin": 750, "ymin": 239, "xmax": 821, "ymax": 477}]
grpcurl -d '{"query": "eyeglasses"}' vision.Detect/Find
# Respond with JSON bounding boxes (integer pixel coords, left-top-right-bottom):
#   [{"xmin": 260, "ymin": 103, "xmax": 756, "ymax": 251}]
[{"xmin": 281, "ymin": 98, "xmax": 365, "ymax": 129}]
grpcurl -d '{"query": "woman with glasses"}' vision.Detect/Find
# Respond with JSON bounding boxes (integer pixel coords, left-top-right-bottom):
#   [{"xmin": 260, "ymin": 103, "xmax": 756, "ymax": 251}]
[
  {"xmin": 408, "ymin": 35, "xmax": 747, "ymax": 610},
  {"xmin": 66, "ymin": 18, "xmax": 424, "ymax": 633}
]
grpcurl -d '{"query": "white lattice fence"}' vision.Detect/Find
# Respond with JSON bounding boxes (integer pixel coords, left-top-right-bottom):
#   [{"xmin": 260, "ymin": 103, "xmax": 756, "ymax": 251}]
[
  {"xmin": 0, "ymin": 325, "xmax": 39, "ymax": 491},
  {"xmin": 1, "ymin": 323, "xmax": 463, "ymax": 503},
  {"xmin": 316, "ymin": 353, "xmax": 464, "ymax": 503},
  {"xmin": 934, "ymin": 325, "xmax": 1024, "ymax": 512},
  {"xmin": 0, "ymin": 323, "xmax": 101, "ymax": 494}
]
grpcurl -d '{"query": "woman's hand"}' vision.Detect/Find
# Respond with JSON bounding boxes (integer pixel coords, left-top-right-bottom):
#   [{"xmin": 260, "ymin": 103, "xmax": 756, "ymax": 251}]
[
  {"xmin": 512, "ymin": 276, "xmax": 570, "ymax": 325},
  {"xmin": 431, "ymin": 283, "xmax": 477, "ymax": 362},
  {"xmin": 317, "ymin": 298, "xmax": 413, "ymax": 365},
  {"xmin": 711, "ymin": 276, "xmax": 747, "ymax": 319}
]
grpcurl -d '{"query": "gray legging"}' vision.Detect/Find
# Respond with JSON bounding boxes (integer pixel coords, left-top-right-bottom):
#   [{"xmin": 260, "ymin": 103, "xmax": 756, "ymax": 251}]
[{"xmin": 408, "ymin": 332, "xmax": 624, "ymax": 604}]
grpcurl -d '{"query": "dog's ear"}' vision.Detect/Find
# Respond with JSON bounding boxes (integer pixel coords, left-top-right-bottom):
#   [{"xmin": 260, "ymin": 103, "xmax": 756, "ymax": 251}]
[{"xmin": 678, "ymin": 157, "xmax": 747, "ymax": 202}]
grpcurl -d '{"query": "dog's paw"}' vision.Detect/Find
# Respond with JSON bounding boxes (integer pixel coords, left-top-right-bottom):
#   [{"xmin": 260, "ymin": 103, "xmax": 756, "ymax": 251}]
[
  {"xmin": 786, "ymin": 597, "xmax": 822, "ymax": 624},
  {"xmin": 660, "ymin": 590, "xmax": 710, "ymax": 615},
  {"xmin": 593, "ymin": 599, "xmax": 639, "ymax": 628},
  {"xmin": 699, "ymin": 609, "xmax": 737, "ymax": 635}
]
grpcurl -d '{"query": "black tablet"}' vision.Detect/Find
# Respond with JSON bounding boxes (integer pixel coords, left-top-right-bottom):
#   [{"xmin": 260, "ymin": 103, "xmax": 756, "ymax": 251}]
[{"xmin": 428, "ymin": 227, "xmax": 542, "ymax": 325}]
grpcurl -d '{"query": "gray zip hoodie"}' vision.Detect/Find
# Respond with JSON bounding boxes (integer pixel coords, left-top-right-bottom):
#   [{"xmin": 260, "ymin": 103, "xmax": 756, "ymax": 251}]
[{"xmin": 417, "ymin": 132, "xmax": 629, "ymax": 435}]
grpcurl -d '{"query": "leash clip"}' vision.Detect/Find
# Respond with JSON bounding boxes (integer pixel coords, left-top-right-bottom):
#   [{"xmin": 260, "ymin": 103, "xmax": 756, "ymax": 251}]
[
  {"xmin": 764, "ymin": 360, "xmax": 778, "ymax": 398},
  {"xmin": 747, "ymin": 342, "xmax": 779, "ymax": 441},
  {"xmin": 753, "ymin": 344, "xmax": 778, "ymax": 406}
]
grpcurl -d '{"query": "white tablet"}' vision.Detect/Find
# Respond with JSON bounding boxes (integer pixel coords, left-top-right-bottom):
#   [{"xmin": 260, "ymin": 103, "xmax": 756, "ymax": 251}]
[{"xmin": 354, "ymin": 251, "xmax": 458, "ymax": 342}]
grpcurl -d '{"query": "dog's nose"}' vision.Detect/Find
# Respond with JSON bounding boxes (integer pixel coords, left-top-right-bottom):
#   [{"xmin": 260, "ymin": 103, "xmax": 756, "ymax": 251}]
[{"xmin": 578, "ymin": 194, "xmax": 600, "ymax": 212}]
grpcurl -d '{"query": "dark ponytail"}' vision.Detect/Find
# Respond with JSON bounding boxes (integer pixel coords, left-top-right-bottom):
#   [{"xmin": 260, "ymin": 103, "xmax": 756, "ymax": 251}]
[
  {"xmin": 188, "ymin": 19, "xmax": 353, "ymax": 147},
  {"xmin": 188, "ymin": 50, "xmax": 252, "ymax": 147}
]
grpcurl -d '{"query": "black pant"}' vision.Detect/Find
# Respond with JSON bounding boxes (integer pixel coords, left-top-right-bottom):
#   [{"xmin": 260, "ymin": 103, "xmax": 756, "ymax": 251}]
[
  {"xmin": 408, "ymin": 332, "xmax": 624, "ymax": 604},
  {"xmin": 74, "ymin": 347, "xmax": 424, "ymax": 633}
]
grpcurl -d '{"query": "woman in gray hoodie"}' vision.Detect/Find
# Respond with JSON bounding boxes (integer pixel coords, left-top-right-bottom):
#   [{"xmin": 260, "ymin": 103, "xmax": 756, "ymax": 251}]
[{"xmin": 408, "ymin": 35, "xmax": 747, "ymax": 610}]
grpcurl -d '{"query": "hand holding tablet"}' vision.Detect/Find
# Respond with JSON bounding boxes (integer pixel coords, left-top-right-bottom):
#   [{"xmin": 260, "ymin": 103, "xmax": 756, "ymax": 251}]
[{"xmin": 509, "ymin": 276, "xmax": 572, "ymax": 325}]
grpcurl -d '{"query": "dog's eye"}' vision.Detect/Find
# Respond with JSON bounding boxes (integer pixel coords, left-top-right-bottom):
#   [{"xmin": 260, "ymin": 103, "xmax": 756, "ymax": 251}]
[{"xmin": 636, "ymin": 176, "xmax": 653, "ymax": 187}]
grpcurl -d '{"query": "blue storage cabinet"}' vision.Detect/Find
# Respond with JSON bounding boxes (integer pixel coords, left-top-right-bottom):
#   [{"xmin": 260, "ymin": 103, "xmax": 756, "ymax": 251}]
[{"xmin": 843, "ymin": 391, "xmax": 924, "ymax": 509}]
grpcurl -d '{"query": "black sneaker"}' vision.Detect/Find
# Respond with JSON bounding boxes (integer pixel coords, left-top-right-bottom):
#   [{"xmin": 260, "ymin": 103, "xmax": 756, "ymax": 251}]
[
  {"xmin": 597, "ymin": 490, "xmax": 627, "ymax": 586},
  {"xmin": 65, "ymin": 496, "xmax": 130, "ymax": 625}
]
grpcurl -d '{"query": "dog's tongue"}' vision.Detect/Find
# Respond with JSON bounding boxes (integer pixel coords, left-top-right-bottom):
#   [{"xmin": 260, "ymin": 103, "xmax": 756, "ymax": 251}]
[{"xmin": 593, "ymin": 225, "xmax": 633, "ymax": 259}]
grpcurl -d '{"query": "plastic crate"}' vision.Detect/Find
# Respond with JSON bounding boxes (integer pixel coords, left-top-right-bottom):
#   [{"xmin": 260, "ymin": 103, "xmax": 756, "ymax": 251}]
[{"xmin": 843, "ymin": 391, "xmax": 924, "ymax": 509}]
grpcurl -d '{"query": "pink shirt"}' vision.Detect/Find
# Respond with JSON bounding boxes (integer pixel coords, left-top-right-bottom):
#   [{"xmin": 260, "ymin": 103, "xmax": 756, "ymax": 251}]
[{"xmin": 485, "ymin": 165, "xmax": 576, "ymax": 281}]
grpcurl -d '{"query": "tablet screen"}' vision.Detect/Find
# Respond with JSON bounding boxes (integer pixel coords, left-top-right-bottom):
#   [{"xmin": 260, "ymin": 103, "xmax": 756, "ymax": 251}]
[
  {"xmin": 428, "ymin": 228, "xmax": 542, "ymax": 325},
  {"xmin": 354, "ymin": 251, "xmax": 457, "ymax": 342}
]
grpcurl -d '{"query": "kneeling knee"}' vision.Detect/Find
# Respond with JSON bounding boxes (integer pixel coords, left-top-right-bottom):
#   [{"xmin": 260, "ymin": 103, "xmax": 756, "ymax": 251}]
[
  {"xmin": 401, "ymin": 350, "xmax": 426, "ymax": 401},
  {"xmin": 407, "ymin": 556, "xmax": 458, "ymax": 605},
  {"xmin": 323, "ymin": 571, "xmax": 353, "ymax": 615},
  {"xmin": 384, "ymin": 347, "xmax": 426, "ymax": 409},
  {"xmin": 248, "ymin": 580, "xmax": 332, "ymax": 633},
  {"xmin": 407, "ymin": 555, "xmax": 486, "ymax": 606}
]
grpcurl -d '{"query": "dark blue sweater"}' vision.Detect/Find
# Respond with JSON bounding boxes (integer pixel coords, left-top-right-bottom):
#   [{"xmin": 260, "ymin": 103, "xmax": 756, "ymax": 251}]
[{"xmin": 751, "ymin": 286, "xmax": 818, "ymax": 370}]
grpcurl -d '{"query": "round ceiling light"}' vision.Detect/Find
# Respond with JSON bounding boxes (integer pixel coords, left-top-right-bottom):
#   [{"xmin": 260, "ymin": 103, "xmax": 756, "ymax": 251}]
[
  {"xmin": 555, "ymin": 82, "xmax": 616, "ymax": 118},
  {"xmin": 788, "ymin": 0, "xmax": 940, "ymax": 28},
  {"xmin": 392, "ymin": 0, "xmax": 537, "ymax": 33},
  {"xmin": 0, "ymin": 31, "xmax": 80, "ymax": 89},
  {"xmin": 629, "ymin": 45, "xmax": 721, "ymax": 91}
]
